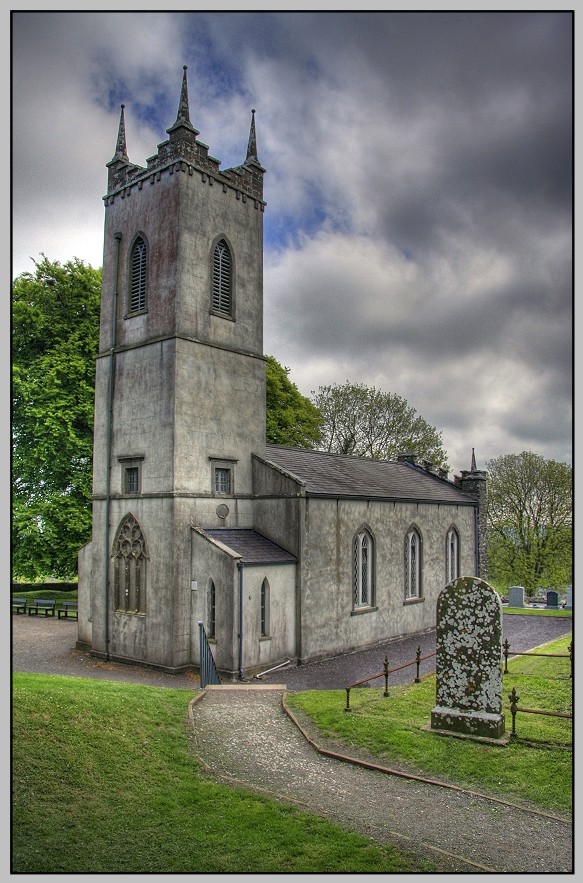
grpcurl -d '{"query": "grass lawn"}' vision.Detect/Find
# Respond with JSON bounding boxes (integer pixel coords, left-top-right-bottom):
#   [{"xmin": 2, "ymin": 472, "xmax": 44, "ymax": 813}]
[
  {"xmin": 12, "ymin": 674, "xmax": 437, "ymax": 874},
  {"xmin": 503, "ymin": 607, "xmax": 571, "ymax": 616},
  {"xmin": 12, "ymin": 627, "xmax": 572, "ymax": 873},
  {"xmin": 287, "ymin": 634, "xmax": 572, "ymax": 815}
]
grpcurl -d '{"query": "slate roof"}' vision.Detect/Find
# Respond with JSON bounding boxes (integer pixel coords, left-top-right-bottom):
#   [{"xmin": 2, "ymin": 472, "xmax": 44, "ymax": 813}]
[
  {"xmin": 264, "ymin": 444, "xmax": 477, "ymax": 505},
  {"xmin": 204, "ymin": 529, "xmax": 297, "ymax": 564}
]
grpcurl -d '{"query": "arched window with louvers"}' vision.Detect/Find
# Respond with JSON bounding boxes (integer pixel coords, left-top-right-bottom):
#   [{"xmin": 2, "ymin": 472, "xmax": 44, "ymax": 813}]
[
  {"xmin": 128, "ymin": 234, "xmax": 148, "ymax": 315},
  {"xmin": 211, "ymin": 237, "xmax": 234, "ymax": 318}
]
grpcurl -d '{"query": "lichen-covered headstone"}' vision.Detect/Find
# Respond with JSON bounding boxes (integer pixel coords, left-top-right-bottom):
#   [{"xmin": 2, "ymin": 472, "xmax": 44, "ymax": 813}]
[
  {"xmin": 508, "ymin": 585, "xmax": 525, "ymax": 608},
  {"xmin": 431, "ymin": 577, "xmax": 505, "ymax": 738}
]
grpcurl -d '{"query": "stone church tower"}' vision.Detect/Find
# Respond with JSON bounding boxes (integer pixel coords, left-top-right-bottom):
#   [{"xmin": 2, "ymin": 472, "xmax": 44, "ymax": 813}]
[{"xmin": 78, "ymin": 68, "xmax": 267, "ymax": 670}]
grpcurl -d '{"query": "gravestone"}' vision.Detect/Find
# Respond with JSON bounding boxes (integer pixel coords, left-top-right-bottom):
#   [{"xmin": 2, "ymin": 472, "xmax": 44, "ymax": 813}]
[
  {"xmin": 564, "ymin": 587, "xmax": 572, "ymax": 610},
  {"xmin": 546, "ymin": 590, "xmax": 559, "ymax": 609},
  {"xmin": 508, "ymin": 585, "xmax": 525, "ymax": 608},
  {"xmin": 431, "ymin": 577, "xmax": 505, "ymax": 739}
]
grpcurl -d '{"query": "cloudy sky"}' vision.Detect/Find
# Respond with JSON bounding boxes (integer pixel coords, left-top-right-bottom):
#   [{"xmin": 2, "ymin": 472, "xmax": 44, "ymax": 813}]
[{"xmin": 10, "ymin": 9, "xmax": 573, "ymax": 477}]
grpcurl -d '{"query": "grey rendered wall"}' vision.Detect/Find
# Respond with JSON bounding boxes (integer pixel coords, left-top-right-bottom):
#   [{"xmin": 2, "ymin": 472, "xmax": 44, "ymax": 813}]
[
  {"xmin": 77, "ymin": 541, "xmax": 93, "ymax": 646},
  {"xmin": 174, "ymin": 340, "xmax": 265, "ymax": 501},
  {"xmin": 299, "ymin": 497, "xmax": 477, "ymax": 663},
  {"xmin": 238, "ymin": 563, "xmax": 297, "ymax": 674},
  {"xmin": 190, "ymin": 529, "xmax": 239, "ymax": 675},
  {"xmin": 253, "ymin": 496, "xmax": 302, "ymax": 557},
  {"xmin": 189, "ymin": 530, "xmax": 297, "ymax": 677}
]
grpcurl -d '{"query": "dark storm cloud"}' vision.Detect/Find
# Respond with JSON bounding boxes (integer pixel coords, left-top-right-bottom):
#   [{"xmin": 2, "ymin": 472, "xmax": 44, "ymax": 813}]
[{"xmin": 10, "ymin": 10, "xmax": 572, "ymax": 474}]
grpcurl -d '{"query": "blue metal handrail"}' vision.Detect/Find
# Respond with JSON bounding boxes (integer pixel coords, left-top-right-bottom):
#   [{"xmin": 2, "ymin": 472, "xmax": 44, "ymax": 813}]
[{"xmin": 198, "ymin": 620, "xmax": 221, "ymax": 688}]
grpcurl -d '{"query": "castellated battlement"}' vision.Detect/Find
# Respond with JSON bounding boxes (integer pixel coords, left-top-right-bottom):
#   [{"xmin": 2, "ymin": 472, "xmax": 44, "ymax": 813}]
[
  {"xmin": 104, "ymin": 159, "xmax": 266, "ymax": 211},
  {"xmin": 105, "ymin": 66, "xmax": 265, "ymax": 207}
]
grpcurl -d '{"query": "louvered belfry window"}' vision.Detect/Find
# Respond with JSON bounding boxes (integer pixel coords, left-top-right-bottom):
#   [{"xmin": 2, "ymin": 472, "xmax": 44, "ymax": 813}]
[
  {"xmin": 130, "ymin": 236, "xmax": 147, "ymax": 313},
  {"xmin": 212, "ymin": 239, "xmax": 232, "ymax": 315}
]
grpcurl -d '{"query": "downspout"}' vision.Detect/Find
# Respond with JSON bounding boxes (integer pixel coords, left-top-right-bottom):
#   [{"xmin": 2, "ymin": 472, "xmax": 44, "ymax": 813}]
[
  {"xmin": 237, "ymin": 561, "xmax": 245, "ymax": 680},
  {"xmin": 103, "ymin": 231, "xmax": 122, "ymax": 660},
  {"xmin": 474, "ymin": 505, "xmax": 479, "ymax": 578}
]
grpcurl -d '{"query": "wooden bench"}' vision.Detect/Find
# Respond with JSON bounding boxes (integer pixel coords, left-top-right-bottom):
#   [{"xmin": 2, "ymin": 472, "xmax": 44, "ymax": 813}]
[
  {"xmin": 27, "ymin": 599, "xmax": 56, "ymax": 617},
  {"xmin": 12, "ymin": 598, "xmax": 27, "ymax": 614},
  {"xmin": 58, "ymin": 601, "xmax": 78, "ymax": 620}
]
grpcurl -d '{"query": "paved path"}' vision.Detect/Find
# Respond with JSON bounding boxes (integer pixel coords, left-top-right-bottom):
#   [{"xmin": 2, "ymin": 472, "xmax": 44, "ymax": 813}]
[
  {"xmin": 258, "ymin": 614, "xmax": 572, "ymax": 690},
  {"xmin": 189, "ymin": 685, "xmax": 572, "ymax": 873}
]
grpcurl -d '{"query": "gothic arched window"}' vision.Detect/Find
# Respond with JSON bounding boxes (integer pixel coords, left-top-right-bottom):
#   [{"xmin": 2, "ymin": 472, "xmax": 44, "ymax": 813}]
[
  {"xmin": 260, "ymin": 578, "xmax": 270, "ymax": 637},
  {"xmin": 207, "ymin": 580, "xmax": 216, "ymax": 639},
  {"xmin": 113, "ymin": 513, "xmax": 148, "ymax": 613},
  {"xmin": 353, "ymin": 528, "xmax": 374, "ymax": 609},
  {"xmin": 404, "ymin": 526, "xmax": 422, "ymax": 600},
  {"xmin": 129, "ymin": 235, "xmax": 148, "ymax": 313},
  {"xmin": 211, "ymin": 239, "xmax": 233, "ymax": 317},
  {"xmin": 446, "ymin": 526, "xmax": 460, "ymax": 584}
]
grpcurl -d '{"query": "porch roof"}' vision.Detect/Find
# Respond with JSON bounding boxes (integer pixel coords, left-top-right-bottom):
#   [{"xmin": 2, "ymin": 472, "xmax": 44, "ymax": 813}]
[{"xmin": 203, "ymin": 529, "xmax": 297, "ymax": 565}]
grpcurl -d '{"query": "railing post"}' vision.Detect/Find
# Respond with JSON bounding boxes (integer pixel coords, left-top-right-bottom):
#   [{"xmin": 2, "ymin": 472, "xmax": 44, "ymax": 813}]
[
  {"xmin": 569, "ymin": 641, "xmax": 573, "ymax": 679},
  {"xmin": 503, "ymin": 638, "xmax": 510, "ymax": 673},
  {"xmin": 509, "ymin": 687, "xmax": 519, "ymax": 740},
  {"xmin": 414, "ymin": 645, "xmax": 421, "ymax": 683},
  {"xmin": 345, "ymin": 687, "xmax": 351, "ymax": 712},
  {"xmin": 383, "ymin": 655, "xmax": 389, "ymax": 697}
]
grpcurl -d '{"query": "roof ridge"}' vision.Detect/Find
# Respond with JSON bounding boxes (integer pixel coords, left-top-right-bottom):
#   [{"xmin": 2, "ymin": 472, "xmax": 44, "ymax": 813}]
[{"xmin": 266, "ymin": 443, "xmax": 399, "ymax": 466}]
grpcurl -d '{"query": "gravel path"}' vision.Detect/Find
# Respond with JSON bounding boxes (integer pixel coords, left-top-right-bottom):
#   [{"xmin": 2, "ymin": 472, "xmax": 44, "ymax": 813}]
[
  {"xmin": 190, "ymin": 685, "xmax": 572, "ymax": 874},
  {"xmin": 12, "ymin": 612, "xmax": 573, "ymax": 872}
]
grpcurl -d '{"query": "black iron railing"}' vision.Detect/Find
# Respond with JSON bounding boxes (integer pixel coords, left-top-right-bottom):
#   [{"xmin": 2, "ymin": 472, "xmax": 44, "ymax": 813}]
[
  {"xmin": 508, "ymin": 686, "xmax": 572, "ymax": 742},
  {"xmin": 502, "ymin": 638, "xmax": 573, "ymax": 677},
  {"xmin": 344, "ymin": 646, "xmax": 435, "ymax": 711}
]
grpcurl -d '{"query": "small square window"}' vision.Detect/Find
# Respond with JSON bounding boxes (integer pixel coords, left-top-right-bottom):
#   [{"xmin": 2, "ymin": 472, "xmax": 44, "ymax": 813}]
[
  {"xmin": 125, "ymin": 467, "xmax": 139, "ymax": 494},
  {"xmin": 210, "ymin": 458, "xmax": 237, "ymax": 496},
  {"xmin": 118, "ymin": 455, "xmax": 144, "ymax": 495},
  {"xmin": 214, "ymin": 467, "xmax": 231, "ymax": 494}
]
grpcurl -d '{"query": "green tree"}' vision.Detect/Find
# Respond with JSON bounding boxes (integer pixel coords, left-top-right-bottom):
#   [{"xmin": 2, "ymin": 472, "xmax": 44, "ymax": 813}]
[
  {"xmin": 486, "ymin": 451, "xmax": 572, "ymax": 592},
  {"xmin": 12, "ymin": 256, "xmax": 102, "ymax": 580},
  {"xmin": 311, "ymin": 382, "xmax": 449, "ymax": 467},
  {"xmin": 266, "ymin": 355, "xmax": 322, "ymax": 448}
]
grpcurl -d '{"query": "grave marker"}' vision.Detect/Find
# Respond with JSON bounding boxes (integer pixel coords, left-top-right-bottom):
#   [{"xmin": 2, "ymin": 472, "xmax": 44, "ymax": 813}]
[
  {"xmin": 508, "ymin": 585, "xmax": 525, "ymax": 608},
  {"xmin": 431, "ymin": 577, "xmax": 505, "ymax": 739}
]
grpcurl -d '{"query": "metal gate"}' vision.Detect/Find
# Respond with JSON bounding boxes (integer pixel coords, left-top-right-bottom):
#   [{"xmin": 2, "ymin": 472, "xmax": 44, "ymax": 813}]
[{"xmin": 198, "ymin": 620, "xmax": 221, "ymax": 687}]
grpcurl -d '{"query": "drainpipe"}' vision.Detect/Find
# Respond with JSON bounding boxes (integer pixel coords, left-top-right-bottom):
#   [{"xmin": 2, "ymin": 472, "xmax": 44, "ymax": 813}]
[
  {"xmin": 103, "ymin": 231, "xmax": 122, "ymax": 660},
  {"xmin": 237, "ymin": 561, "xmax": 245, "ymax": 680},
  {"xmin": 474, "ymin": 506, "xmax": 479, "ymax": 577}
]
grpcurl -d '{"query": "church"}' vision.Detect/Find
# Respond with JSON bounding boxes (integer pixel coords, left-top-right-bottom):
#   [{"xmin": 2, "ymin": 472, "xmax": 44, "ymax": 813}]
[{"xmin": 77, "ymin": 68, "xmax": 487, "ymax": 679}]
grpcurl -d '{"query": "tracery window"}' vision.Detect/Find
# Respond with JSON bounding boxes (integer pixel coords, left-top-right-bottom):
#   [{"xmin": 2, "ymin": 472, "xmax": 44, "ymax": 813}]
[
  {"xmin": 211, "ymin": 239, "xmax": 233, "ymax": 316},
  {"xmin": 353, "ymin": 528, "xmax": 374, "ymax": 609},
  {"xmin": 129, "ymin": 235, "xmax": 148, "ymax": 313},
  {"xmin": 404, "ymin": 526, "xmax": 422, "ymax": 600},
  {"xmin": 446, "ymin": 526, "xmax": 460, "ymax": 584},
  {"xmin": 113, "ymin": 513, "xmax": 148, "ymax": 613}
]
